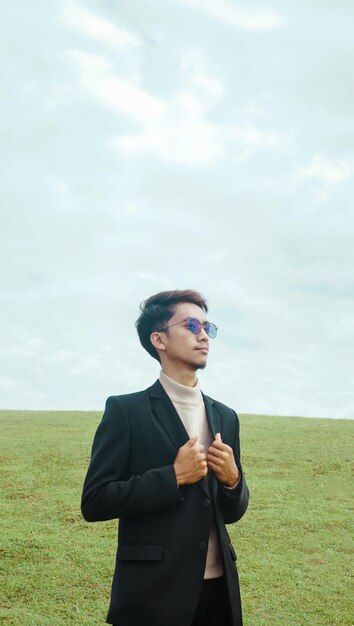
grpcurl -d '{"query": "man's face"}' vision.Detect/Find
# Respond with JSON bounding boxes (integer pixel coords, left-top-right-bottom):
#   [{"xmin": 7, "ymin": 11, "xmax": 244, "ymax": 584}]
[{"xmin": 159, "ymin": 302, "xmax": 210, "ymax": 371}]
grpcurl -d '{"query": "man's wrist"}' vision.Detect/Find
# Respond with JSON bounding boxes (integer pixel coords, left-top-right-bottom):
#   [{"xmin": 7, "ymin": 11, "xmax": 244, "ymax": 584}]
[{"xmin": 223, "ymin": 472, "xmax": 241, "ymax": 490}]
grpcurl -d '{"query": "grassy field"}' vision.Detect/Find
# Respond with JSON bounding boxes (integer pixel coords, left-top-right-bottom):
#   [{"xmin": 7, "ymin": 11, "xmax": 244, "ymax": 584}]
[{"xmin": 0, "ymin": 410, "xmax": 352, "ymax": 626}]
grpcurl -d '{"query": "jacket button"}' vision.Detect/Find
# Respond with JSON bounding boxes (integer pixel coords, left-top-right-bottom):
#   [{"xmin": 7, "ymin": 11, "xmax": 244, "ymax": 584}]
[
  {"xmin": 198, "ymin": 541, "xmax": 207, "ymax": 550},
  {"xmin": 203, "ymin": 498, "xmax": 210, "ymax": 507}
]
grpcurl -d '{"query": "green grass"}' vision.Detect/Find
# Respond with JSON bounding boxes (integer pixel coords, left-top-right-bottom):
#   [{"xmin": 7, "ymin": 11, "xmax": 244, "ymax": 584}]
[{"xmin": 0, "ymin": 410, "xmax": 352, "ymax": 625}]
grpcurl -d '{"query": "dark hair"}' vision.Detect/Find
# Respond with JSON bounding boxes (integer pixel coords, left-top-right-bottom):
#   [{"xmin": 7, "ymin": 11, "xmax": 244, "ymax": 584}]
[{"xmin": 136, "ymin": 289, "xmax": 208, "ymax": 362}]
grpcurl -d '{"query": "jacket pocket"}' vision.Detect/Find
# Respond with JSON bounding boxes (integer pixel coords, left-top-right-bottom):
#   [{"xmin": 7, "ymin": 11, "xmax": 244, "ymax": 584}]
[
  {"xmin": 228, "ymin": 543, "xmax": 237, "ymax": 562},
  {"xmin": 117, "ymin": 544, "xmax": 164, "ymax": 562}
]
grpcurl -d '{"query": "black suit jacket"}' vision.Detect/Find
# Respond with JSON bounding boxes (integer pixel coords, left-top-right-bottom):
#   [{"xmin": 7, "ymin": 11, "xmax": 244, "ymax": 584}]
[{"xmin": 81, "ymin": 380, "xmax": 249, "ymax": 626}]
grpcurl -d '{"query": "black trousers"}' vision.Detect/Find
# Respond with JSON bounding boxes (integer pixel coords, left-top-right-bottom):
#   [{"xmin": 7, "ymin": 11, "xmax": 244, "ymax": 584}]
[{"xmin": 190, "ymin": 576, "xmax": 232, "ymax": 626}]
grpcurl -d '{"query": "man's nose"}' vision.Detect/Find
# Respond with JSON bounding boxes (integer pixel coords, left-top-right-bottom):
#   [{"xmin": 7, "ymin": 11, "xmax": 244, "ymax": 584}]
[{"xmin": 198, "ymin": 326, "xmax": 209, "ymax": 340}]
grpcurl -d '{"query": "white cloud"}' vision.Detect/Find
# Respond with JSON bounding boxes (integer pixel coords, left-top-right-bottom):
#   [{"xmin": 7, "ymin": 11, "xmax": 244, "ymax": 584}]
[
  {"xmin": 295, "ymin": 156, "xmax": 354, "ymax": 184},
  {"xmin": 113, "ymin": 117, "xmax": 222, "ymax": 165},
  {"xmin": 135, "ymin": 271, "xmax": 167, "ymax": 284},
  {"xmin": 0, "ymin": 377, "xmax": 17, "ymax": 389},
  {"xmin": 114, "ymin": 120, "xmax": 283, "ymax": 165},
  {"xmin": 57, "ymin": 350, "xmax": 77, "ymax": 361},
  {"xmin": 20, "ymin": 391, "xmax": 46, "ymax": 400},
  {"xmin": 69, "ymin": 50, "xmax": 164, "ymax": 122},
  {"xmin": 181, "ymin": 49, "xmax": 224, "ymax": 106},
  {"xmin": 0, "ymin": 338, "xmax": 47, "ymax": 359},
  {"xmin": 67, "ymin": 47, "xmax": 285, "ymax": 165},
  {"xmin": 62, "ymin": 3, "xmax": 141, "ymax": 48},
  {"xmin": 178, "ymin": 0, "xmax": 284, "ymax": 31},
  {"xmin": 45, "ymin": 175, "xmax": 68, "ymax": 193},
  {"xmin": 224, "ymin": 125, "xmax": 284, "ymax": 157},
  {"xmin": 44, "ymin": 84, "xmax": 71, "ymax": 109}
]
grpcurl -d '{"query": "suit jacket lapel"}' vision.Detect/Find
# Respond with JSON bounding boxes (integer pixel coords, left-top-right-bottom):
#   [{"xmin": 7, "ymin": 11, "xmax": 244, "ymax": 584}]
[
  {"xmin": 149, "ymin": 380, "xmax": 209, "ymax": 497},
  {"xmin": 202, "ymin": 393, "xmax": 221, "ymax": 499},
  {"xmin": 149, "ymin": 380, "xmax": 189, "ymax": 451},
  {"xmin": 202, "ymin": 393, "xmax": 221, "ymax": 439}
]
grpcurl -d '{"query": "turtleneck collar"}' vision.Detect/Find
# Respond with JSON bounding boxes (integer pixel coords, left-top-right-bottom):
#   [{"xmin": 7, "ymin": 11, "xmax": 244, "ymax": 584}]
[{"xmin": 159, "ymin": 370, "xmax": 202, "ymax": 406}]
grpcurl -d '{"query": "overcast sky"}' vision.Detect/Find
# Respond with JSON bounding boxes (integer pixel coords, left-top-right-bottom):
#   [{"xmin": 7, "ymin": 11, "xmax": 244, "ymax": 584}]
[{"xmin": 1, "ymin": 0, "xmax": 353, "ymax": 418}]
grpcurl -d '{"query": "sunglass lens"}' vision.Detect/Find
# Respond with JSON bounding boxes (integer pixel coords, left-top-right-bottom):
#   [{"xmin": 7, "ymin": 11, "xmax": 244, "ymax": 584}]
[
  {"xmin": 188, "ymin": 319, "xmax": 202, "ymax": 334},
  {"xmin": 206, "ymin": 323, "xmax": 217, "ymax": 338}
]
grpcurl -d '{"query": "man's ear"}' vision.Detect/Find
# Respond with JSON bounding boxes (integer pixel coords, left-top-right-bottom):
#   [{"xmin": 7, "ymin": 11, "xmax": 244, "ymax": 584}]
[{"xmin": 150, "ymin": 331, "xmax": 166, "ymax": 354}]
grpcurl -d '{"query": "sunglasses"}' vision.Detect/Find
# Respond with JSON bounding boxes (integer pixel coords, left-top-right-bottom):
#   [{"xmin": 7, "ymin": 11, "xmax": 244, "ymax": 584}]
[{"xmin": 158, "ymin": 317, "xmax": 218, "ymax": 338}]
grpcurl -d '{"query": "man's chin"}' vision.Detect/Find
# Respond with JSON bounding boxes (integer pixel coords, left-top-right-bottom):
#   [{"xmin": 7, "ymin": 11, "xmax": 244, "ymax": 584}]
[{"xmin": 191, "ymin": 362, "xmax": 207, "ymax": 371}]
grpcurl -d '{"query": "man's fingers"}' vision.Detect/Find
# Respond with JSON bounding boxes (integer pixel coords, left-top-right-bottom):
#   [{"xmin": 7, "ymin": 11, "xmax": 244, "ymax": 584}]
[
  {"xmin": 209, "ymin": 438, "xmax": 231, "ymax": 453},
  {"xmin": 209, "ymin": 442, "xmax": 225, "ymax": 452},
  {"xmin": 207, "ymin": 453, "xmax": 227, "ymax": 465},
  {"xmin": 192, "ymin": 440, "xmax": 205, "ymax": 454},
  {"xmin": 210, "ymin": 433, "xmax": 227, "ymax": 451},
  {"xmin": 186, "ymin": 436, "xmax": 205, "ymax": 455},
  {"xmin": 207, "ymin": 448, "xmax": 225, "ymax": 458}
]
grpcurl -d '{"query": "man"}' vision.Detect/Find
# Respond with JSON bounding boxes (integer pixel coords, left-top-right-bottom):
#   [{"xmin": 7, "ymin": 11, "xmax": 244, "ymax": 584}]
[{"xmin": 81, "ymin": 289, "xmax": 249, "ymax": 626}]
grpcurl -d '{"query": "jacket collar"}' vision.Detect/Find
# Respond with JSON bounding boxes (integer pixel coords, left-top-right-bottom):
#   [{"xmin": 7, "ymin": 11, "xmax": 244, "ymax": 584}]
[{"xmin": 149, "ymin": 380, "xmax": 220, "ymax": 437}]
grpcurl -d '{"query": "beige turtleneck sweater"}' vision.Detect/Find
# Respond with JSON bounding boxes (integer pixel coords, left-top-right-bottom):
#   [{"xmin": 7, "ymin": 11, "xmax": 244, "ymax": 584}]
[{"xmin": 159, "ymin": 370, "xmax": 223, "ymax": 579}]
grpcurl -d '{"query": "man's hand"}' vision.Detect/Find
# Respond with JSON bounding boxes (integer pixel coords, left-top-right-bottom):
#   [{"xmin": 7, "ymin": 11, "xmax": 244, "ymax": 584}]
[
  {"xmin": 207, "ymin": 433, "xmax": 239, "ymax": 487},
  {"xmin": 173, "ymin": 437, "xmax": 208, "ymax": 486}
]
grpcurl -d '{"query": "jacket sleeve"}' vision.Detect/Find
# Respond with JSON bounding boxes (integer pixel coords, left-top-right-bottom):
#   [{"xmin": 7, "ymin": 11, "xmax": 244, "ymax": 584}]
[
  {"xmin": 217, "ymin": 411, "xmax": 249, "ymax": 524},
  {"xmin": 81, "ymin": 396, "xmax": 183, "ymax": 521}
]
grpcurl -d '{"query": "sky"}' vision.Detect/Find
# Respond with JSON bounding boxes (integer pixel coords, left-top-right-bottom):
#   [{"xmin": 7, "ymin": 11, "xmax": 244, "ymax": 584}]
[{"xmin": 1, "ymin": 0, "xmax": 353, "ymax": 418}]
